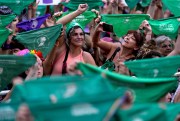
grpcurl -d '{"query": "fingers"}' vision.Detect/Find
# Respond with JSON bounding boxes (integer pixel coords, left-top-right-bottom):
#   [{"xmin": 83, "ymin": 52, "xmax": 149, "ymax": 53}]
[
  {"xmin": 66, "ymin": 60, "xmax": 82, "ymax": 75},
  {"xmin": 95, "ymin": 15, "xmax": 101, "ymax": 24}
]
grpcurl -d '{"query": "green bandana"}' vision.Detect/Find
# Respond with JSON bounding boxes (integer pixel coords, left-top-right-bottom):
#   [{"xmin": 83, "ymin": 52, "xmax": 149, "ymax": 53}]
[
  {"xmin": 61, "ymin": 0, "xmax": 103, "ymax": 11},
  {"xmin": 118, "ymin": 103, "xmax": 180, "ymax": 121},
  {"xmin": 76, "ymin": 63, "xmax": 178, "ymax": 103},
  {"xmin": 125, "ymin": 56, "xmax": 180, "ymax": 78},
  {"xmin": 148, "ymin": 17, "xmax": 180, "ymax": 39},
  {"xmin": 125, "ymin": 0, "xmax": 140, "ymax": 9},
  {"xmin": 101, "ymin": 60, "xmax": 115, "ymax": 72},
  {"xmin": 0, "ymin": 14, "xmax": 16, "ymax": 28},
  {"xmin": 15, "ymin": 24, "xmax": 63, "ymax": 58},
  {"xmin": 0, "ymin": 28, "xmax": 12, "ymax": 47},
  {"xmin": 0, "ymin": 55, "xmax": 36, "ymax": 91},
  {"xmin": 11, "ymin": 74, "xmax": 127, "ymax": 121},
  {"xmin": 0, "ymin": 0, "xmax": 34, "ymax": 15},
  {"xmin": 11, "ymin": 75, "xmax": 115, "ymax": 102},
  {"xmin": 162, "ymin": 0, "xmax": 180, "ymax": 17},
  {"xmin": 101, "ymin": 14, "xmax": 150, "ymax": 37}
]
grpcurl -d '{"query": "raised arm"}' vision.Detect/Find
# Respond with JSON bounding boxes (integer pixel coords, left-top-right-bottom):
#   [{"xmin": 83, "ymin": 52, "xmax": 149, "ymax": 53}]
[
  {"xmin": 56, "ymin": 4, "xmax": 88, "ymax": 25},
  {"xmin": 168, "ymin": 28, "xmax": 180, "ymax": 56},
  {"xmin": 92, "ymin": 22, "xmax": 114, "ymax": 52},
  {"xmin": 139, "ymin": 20, "xmax": 152, "ymax": 42}
]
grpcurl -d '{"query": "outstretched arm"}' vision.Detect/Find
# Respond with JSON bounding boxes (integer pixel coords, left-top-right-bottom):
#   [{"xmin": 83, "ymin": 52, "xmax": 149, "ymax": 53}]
[{"xmin": 56, "ymin": 4, "xmax": 88, "ymax": 25}]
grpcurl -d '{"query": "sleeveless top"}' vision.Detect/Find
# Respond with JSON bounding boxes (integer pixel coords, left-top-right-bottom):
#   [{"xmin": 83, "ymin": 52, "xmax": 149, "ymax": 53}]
[{"xmin": 51, "ymin": 49, "xmax": 85, "ymax": 75}]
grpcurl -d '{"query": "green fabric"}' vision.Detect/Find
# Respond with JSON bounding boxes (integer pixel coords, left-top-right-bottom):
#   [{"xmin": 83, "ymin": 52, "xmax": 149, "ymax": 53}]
[
  {"xmin": 0, "ymin": 28, "xmax": 11, "ymax": 47},
  {"xmin": 148, "ymin": 17, "xmax": 180, "ymax": 39},
  {"xmin": 61, "ymin": 0, "xmax": 103, "ymax": 11},
  {"xmin": 66, "ymin": 22, "xmax": 84, "ymax": 35},
  {"xmin": 57, "ymin": 11, "xmax": 96, "ymax": 30},
  {"xmin": 0, "ymin": 102, "xmax": 20, "ymax": 121},
  {"xmin": 118, "ymin": 103, "xmax": 166, "ymax": 121},
  {"xmin": 101, "ymin": 60, "xmax": 115, "ymax": 71},
  {"xmin": 162, "ymin": 0, "xmax": 180, "ymax": 16},
  {"xmin": 11, "ymin": 75, "xmax": 117, "ymax": 102},
  {"xmin": 125, "ymin": 0, "xmax": 140, "ymax": 9},
  {"xmin": 0, "ymin": 14, "xmax": 16, "ymax": 28},
  {"xmin": 76, "ymin": 63, "xmax": 178, "ymax": 103},
  {"xmin": 36, "ymin": 6, "xmax": 46, "ymax": 17},
  {"xmin": 0, "ymin": 0, "xmax": 34, "ymax": 15},
  {"xmin": 29, "ymin": 91, "xmax": 123, "ymax": 121},
  {"xmin": 36, "ymin": 6, "xmax": 54, "ymax": 17},
  {"xmin": 0, "ymin": 55, "xmax": 36, "ymax": 91},
  {"xmin": 101, "ymin": 14, "xmax": 150, "ymax": 37},
  {"xmin": 14, "ymin": 24, "xmax": 62, "ymax": 58},
  {"xmin": 11, "ymin": 74, "xmax": 127, "ymax": 121},
  {"xmin": 125, "ymin": 56, "xmax": 180, "ymax": 78},
  {"xmin": 139, "ymin": 0, "xmax": 151, "ymax": 7},
  {"xmin": 118, "ymin": 103, "xmax": 180, "ymax": 121}
]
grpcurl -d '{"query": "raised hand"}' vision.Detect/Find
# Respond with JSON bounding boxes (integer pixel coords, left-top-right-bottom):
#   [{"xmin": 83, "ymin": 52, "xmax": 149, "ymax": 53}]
[
  {"xmin": 139, "ymin": 20, "xmax": 152, "ymax": 34},
  {"xmin": 77, "ymin": 3, "xmax": 88, "ymax": 13}
]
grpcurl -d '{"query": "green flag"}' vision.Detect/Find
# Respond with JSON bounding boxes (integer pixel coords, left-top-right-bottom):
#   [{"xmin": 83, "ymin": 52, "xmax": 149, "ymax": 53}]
[
  {"xmin": 118, "ymin": 103, "xmax": 180, "ymax": 121},
  {"xmin": 76, "ymin": 63, "xmax": 178, "ymax": 103},
  {"xmin": 148, "ymin": 17, "xmax": 180, "ymax": 39},
  {"xmin": 61, "ymin": 0, "xmax": 103, "ymax": 11},
  {"xmin": 0, "ymin": 14, "xmax": 16, "ymax": 28},
  {"xmin": 14, "ymin": 24, "xmax": 63, "ymax": 57},
  {"xmin": 0, "ymin": 28, "xmax": 11, "ymax": 47},
  {"xmin": 56, "ymin": 11, "xmax": 96, "ymax": 29},
  {"xmin": 29, "ymin": 90, "xmax": 124, "ymax": 121},
  {"xmin": 0, "ymin": 0, "xmax": 34, "ymax": 15},
  {"xmin": 11, "ymin": 74, "xmax": 127, "ymax": 121},
  {"xmin": 125, "ymin": 0, "xmax": 140, "ymax": 9},
  {"xmin": 125, "ymin": 56, "xmax": 180, "ymax": 78},
  {"xmin": 118, "ymin": 103, "xmax": 166, "ymax": 121},
  {"xmin": 0, "ymin": 55, "xmax": 36, "ymax": 91},
  {"xmin": 11, "ymin": 75, "xmax": 117, "ymax": 102},
  {"xmin": 162, "ymin": 0, "xmax": 180, "ymax": 17},
  {"xmin": 101, "ymin": 14, "xmax": 150, "ymax": 37},
  {"xmin": 139, "ymin": 0, "xmax": 151, "ymax": 7}
]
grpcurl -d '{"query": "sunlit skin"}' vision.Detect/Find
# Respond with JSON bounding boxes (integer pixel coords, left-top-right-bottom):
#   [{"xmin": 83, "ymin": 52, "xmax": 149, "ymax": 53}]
[
  {"xmin": 36, "ymin": 56, "xmax": 43, "ymax": 78},
  {"xmin": 69, "ymin": 28, "xmax": 85, "ymax": 47},
  {"xmin": 121, "ymin": 33, "xmax": 137, "ymax": 49}
]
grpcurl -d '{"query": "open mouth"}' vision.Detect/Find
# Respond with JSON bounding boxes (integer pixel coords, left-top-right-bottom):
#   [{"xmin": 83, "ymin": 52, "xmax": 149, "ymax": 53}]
[{"xmin": 124, "ymin": 39, "xmax": 128, "ymax": 43}]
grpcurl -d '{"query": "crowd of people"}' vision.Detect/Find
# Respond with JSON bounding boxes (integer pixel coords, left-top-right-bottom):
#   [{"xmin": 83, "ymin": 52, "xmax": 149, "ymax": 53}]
[{"xmin": 0, "ymin": 0, "xmax": 180, "ymax": 120}]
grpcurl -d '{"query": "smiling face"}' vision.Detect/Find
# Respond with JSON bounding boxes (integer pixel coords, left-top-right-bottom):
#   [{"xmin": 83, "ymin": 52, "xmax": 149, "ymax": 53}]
[
  {"xmin": 121, "ymin": 33, "xmax": 138, "ymax": 50},
  {"xmin": 69, "ymin": 27, "xmax": 85, "ymax": 47}
]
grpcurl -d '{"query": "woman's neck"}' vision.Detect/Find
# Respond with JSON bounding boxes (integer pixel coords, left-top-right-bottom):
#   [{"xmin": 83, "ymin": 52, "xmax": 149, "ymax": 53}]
[
  {"xmin": 120, "ymin": 47, "xmax": 134, "ymax": 58},
  {"xmin": 69, "ymin": 44, "xmax": 81, "ymax": 57}
]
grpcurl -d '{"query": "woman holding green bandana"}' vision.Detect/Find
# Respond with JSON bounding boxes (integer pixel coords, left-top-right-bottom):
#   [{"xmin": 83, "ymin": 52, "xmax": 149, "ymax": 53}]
[
  {"xmin": 43, "ymin": 4, "xmax": 96, "ymax": 75},
  {"xmin": 92, "ymin": 21, "xmax": 150, "ymax": 75}
]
